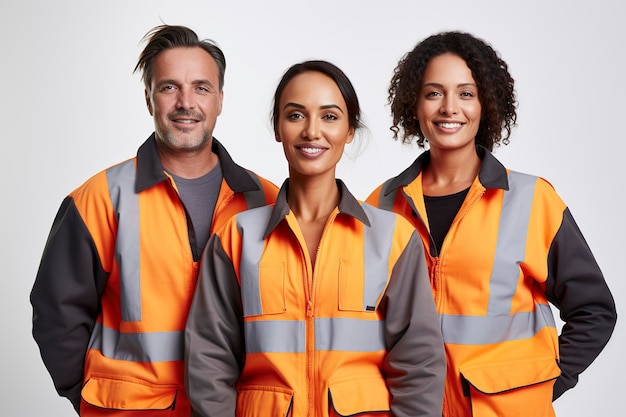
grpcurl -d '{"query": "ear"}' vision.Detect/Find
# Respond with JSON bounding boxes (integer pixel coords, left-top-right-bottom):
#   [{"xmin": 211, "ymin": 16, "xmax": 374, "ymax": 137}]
[
  {"xmin": 217, "ymin": 90, "xmax": 224, "ymax": 116},
  {"xmin": 275, "ymin": 134, "xmax": 282, "ymax": 143},
  {"xmin": 345, "ymin": 127, "xmax": 355, "ymax": 144},
  {"xmin": 145, "ymin": 89, "xmax": 153, "ymax": 116}
]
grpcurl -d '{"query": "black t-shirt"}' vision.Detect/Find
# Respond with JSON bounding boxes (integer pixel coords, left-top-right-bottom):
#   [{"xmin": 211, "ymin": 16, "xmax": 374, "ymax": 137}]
[{"xmin": 424, "ymin": 187, "xmax": 470, "ymax": 254}]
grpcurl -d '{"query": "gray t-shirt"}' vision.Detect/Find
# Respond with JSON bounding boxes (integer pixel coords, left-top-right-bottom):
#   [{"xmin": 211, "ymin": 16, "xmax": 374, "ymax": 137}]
[{"xmin": 168, "ymin": 162, "xmax": 223, "ymax": 256}]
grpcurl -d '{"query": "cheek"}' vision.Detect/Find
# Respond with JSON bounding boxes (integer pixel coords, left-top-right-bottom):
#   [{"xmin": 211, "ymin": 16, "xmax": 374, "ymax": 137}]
[
  {"xmin": 469, "ymin": 102, "xmax": 482, "ymax": 121},
  {"xmin": 277, "ymin": 124, "xmax": 300, "ymax": 143},
  {"xmin": 415, "ymin": 102, "xmax": 431, "ymax": 124}
]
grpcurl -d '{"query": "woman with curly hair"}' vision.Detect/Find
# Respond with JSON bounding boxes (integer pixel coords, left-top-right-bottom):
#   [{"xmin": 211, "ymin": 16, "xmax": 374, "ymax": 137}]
[{"xmin": 367, "ymin": 31, "xmax": 616, "ymax": 417}]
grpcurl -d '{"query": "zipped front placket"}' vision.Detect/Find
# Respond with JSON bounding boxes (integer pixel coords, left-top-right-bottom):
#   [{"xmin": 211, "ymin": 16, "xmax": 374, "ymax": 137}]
[{"xmin": 304, "ymin": 210, "xmax": 339, "ymax": 417}]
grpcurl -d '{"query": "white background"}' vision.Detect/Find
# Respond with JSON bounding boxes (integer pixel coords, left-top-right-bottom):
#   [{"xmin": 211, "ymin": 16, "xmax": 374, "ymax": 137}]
[{"xmin": 2, "ymin": 0, "xmax": 623, "ymax": 415}]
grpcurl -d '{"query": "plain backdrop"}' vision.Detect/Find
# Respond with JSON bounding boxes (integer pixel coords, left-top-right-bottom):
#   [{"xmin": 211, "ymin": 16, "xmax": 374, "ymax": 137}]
[{"xmin": 2, "ymin": 0, "xmax": 623, "ymax": 415}]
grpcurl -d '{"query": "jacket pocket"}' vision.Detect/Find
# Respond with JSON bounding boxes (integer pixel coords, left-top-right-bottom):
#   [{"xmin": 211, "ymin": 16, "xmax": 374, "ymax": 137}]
[
  {"xmin": 236, "ymin": 386, "xmax": 293, "ymax": 417},
  {"xmin": 80, "ymin": 374, "xmax": 177, "ymax": 416},
  {"xmin": 248, "ymin": 263, "xmax": 285, "ymax": 316},
  {"xmin": 338, "ymin": 259, "xmax": 386, "ymax": 313},
  {"xmin": 460, "ymin": 357, "xmax": 561, "ymax": 417},
  {"xmin": 329, "ymin": 374, "xmax": 391, "ymax": 417}
]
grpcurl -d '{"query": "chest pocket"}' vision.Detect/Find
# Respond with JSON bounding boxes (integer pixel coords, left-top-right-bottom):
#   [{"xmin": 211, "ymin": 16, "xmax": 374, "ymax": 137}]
[
  {"xmin": 237, "ymin": 206, "xmax": 287, "ymax": 318},
  {"xmin": 256, "ymin": 263, "xmax": 287, "ymax": 315},
  {"xmin": 339, "ymin": 204, "xmax": 397, "ymax": 312}
]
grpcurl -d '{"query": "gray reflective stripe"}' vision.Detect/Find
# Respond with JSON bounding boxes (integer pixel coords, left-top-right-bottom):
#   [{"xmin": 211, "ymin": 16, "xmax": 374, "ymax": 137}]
[
  {"xmin": 106, "ymin": 160, "xmax": 141, "ymax": 322},
  {"xmin": 237, "ymin": 206, "xmax": 274, "ymax": 317},
  {"xmin": 488, "ymin": 171, "xmax": 536, "ymax": 315},
  {"xmin": 88, "ymin": 322, "xmax": 183, "ymax": 362},
  {"xmin": 441, "ymin": 303, "xmax": 555, "ymax": 345},
  {"xmin": 362, "ymin": 204, "xmax": 396, "ymax": 309},
  {"xmin": 243, "ymin": 173, "xmax": 268, "ymax": 209},
  {"xmin": 243, "ymin": 318, "xmax": 385, "ymax": 353},
  {"xmin": 315, "ymin": 318, "xmax": 385, "ymax": 352},
  {"xmin": 244, "ymin": 320, "xmax": 305, "ymax": 353},
  {"xmin": 440, "ymin": 171, "xmax": 556, "ymax": 345},
  {"xmin": 377, "ymin": 179, "xmax": 398, "ymax": 211}
]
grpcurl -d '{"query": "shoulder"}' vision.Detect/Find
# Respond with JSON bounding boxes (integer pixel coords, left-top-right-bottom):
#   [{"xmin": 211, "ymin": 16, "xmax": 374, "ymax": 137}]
[
  {"xmin": 361, "ymin": 202, "xmax": 416, "ymax": 239},
  {"xmin": 69, "ymin": 158, "xmax": 135, "ymax": 204},
  {"xmin": 507, "ymin": 170, "xmax": 566, "ymax": 212}
]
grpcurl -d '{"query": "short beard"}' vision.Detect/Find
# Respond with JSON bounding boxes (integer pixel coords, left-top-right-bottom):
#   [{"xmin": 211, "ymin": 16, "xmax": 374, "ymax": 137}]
[{"xmin": 156, "ymin": 128, "xmax": 211, "ymax": 154}]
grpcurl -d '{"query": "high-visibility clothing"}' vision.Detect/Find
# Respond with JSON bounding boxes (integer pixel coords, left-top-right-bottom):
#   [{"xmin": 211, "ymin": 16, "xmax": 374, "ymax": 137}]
[
  {"xmin": 185, "ymin": 179, "xmax": 446, "ymax": 417},
  {"xmin": 366, "ymin": 146, "xmax": 616, "ymax": 417},
  {"xmin": 31, "ymin": 134, "xmax": 279, "ymax": 416}
]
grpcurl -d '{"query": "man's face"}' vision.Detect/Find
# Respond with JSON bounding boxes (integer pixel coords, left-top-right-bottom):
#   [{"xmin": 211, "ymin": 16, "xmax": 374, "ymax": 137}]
[{"xmin": 145, "ymin": 47, "xmax": 223, "ymax": 153}]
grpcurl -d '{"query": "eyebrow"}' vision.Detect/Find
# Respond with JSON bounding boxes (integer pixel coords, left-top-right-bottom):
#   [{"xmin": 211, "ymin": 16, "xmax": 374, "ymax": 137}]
[
  {"xmin": 155, "ymin": 79, "xmax": 216, "ymax": 88},
  {"xmin": 422, "ymin": 82, "xmax": 477, "ymax": 89},
  {"xmin": 282, "ymin": 102, "xmax": 345, "ymax": 113}
]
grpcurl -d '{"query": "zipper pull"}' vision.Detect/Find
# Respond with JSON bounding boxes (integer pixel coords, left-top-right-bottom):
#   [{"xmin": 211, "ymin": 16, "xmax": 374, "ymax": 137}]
[
  {"xmin": 306, "ymin": 299, "xmax": 314, "ymax": 317},
  {"xmin": 430, "ymin": 258, "xmax": 439, "ymax": 292}
]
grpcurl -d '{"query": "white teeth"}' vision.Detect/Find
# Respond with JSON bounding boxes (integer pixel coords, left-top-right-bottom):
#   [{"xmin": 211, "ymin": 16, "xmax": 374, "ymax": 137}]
[
  {"xmin": 301, "ymin": 147, "xmax": 322, "ymax": 154},
  {"xmin": 175, "ymin": 120, "xmax": 195, "ymax": 124},
  {"xmin": 439, "ymin": 122, "xmax": 461, "ymax": 129}
]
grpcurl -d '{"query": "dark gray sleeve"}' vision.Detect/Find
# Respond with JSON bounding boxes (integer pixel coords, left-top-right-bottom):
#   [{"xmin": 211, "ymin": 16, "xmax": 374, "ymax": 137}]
[
  {"xmin": 545, "ymin": 208, "xmax": 617, "ymax": 400},
  {"xmin": 185, "ymin": 234, "xmax": 244, "ymax": 417},
  {"xmin": 30, "ymin": 197, "xmax": 108, "ymax": 414},
  {"xmin": 381, "ymin": 232, "xmax": 446, "ymax": 417}
]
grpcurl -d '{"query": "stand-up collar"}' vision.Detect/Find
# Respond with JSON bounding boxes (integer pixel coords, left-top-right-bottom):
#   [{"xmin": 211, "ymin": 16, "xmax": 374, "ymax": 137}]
[
  {"xmin": 264, "ymin": 178, "xmax": 370, "ymax": 238},
  {"xmin": 135, "ymin": 133, "xmax": 262, "ymax": 193},
  {"xmin": 382, "ymin": 145, "xmax": 509, "ymax": 197}
]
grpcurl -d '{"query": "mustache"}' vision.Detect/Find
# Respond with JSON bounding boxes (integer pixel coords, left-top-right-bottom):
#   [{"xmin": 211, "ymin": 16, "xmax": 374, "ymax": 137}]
[{"xmin": 168, "ymin": 110, "xmax": 204, "ymax": 120}]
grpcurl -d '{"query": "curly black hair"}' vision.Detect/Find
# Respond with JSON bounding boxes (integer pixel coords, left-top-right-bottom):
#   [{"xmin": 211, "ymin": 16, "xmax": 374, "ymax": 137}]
[{"xmin": 389, "ymin": 31, "xmax": 517, "ymax": 151}]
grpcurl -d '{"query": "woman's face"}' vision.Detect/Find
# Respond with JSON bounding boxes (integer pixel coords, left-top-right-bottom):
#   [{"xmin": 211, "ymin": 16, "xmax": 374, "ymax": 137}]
[
  {"xmin": 275, "ymin": 71, "xmax": 354, "ymax": 180},
  {"xmin": 415, "ymin": 53, "xmax": 481, "ymax": 153}
]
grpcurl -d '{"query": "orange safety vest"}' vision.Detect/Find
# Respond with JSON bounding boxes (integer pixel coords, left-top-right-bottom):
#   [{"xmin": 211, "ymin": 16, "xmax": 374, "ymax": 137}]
[{"xmin": 367, "ymin": 149, "xmax": 563, "ymax": 417}]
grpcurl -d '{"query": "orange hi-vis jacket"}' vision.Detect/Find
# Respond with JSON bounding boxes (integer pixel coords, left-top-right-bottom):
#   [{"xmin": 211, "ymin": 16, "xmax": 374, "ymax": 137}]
[
  {"xmin": 366, "ymin": 147, "xmax": 616, "ymax": 417},
  {"xmin": 31, "ymin": 135, "xmax": 278, "ymax": 416},
  {"xmin": 185, "ymin": 180, "xmax": 446, "ymax": 417}
]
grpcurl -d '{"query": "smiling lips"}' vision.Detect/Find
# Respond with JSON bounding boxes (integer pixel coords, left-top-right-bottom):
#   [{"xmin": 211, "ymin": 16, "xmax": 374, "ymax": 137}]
[
  {"xmin": 169, "ymin": 111, "xmax": 203, "ymax": 126},
  {"xmin": 297, "ymin": 144, "xmax": 326, "ymax": 157},
  {"xmin": 437, "ymin": 122, "xmax": 463, "ymax": 129}
]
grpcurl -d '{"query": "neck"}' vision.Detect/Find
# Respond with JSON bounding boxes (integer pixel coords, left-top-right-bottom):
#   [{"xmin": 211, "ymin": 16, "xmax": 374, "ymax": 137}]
[
  {"xmin": 157, "ymin": 141, "xmax": 218, "ymax": 179},
  {"xmin": 422, "ymin": 145, "xmax": 480, "ymax": 196},
  {"xmin": 287, "ymin": 173, "xmax": 340, "ymax": 223}
]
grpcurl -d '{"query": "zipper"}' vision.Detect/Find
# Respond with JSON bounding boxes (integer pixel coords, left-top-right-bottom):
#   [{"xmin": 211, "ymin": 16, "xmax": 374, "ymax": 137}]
[{"xmin": 305, "ymin": 211, "xmax": 338, "ymax": 417}]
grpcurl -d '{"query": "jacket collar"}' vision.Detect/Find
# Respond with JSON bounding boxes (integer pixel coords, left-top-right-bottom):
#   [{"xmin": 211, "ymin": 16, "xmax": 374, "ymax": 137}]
[
  {"xmin": 135, "ymin": 133, "xmax": 261, "ymax": 193},
  {"xmin": 382, "ymin": 144, "xmax": 509, "ymax": 197},
  {"xmin": 264, "ymin": 178, "xmax": 370, "ymax": 238}
]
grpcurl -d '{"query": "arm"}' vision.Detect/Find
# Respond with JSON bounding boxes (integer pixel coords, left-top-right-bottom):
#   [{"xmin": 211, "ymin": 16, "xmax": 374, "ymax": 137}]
[
  {"xmin": 545, "ymin": 208, "xmax": 617, "ymax": 399},
  {"xmin": 381, "ymin": 232, "xmax": 446, "ymax": 417},
  {"xmin": 185, "ymin": 234, "xmax": 245, "ymax": 417},
  {"xmin": 30, "ymin": 197, "xmax": 107, "ymax": 413}
]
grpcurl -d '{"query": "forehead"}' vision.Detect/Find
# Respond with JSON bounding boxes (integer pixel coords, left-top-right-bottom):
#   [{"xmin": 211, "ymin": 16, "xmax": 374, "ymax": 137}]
[
  {"xmin": 151, "ymin": 47, "xmax": 219, "ymax": 85},
  {"xmin": 280, "ymin": 71, "xmax": 345, "ymax": 106},
  {"xmin": 422, "ymin": 53, "xmax": 475, "ymax": 83}
]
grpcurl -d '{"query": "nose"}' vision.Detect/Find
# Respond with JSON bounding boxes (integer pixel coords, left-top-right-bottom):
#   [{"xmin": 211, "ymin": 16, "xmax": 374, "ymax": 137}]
[
  {"xmin": 304, "ymin": 117, "xmax": 320, "ymax": 140},
  {"xmin": 440, "ymin": 96, "xmax": 458, "ymax": 115},
  {"xmin": 176, "ymin": 88, "xmax": 195, "ymax": 110}
]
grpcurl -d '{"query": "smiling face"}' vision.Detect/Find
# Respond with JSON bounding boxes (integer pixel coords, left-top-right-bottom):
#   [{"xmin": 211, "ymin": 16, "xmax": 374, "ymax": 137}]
[
  {"xmin": 145, "ymin": 47, "xmax": 223, "ymax": 153},
  {"xmin": 275, "ymin": 71, "xmax": 354, "ymax": 181},
  {"xmin": 416, "ymin": 53, "xmax": 482, "ymax": 153}
]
